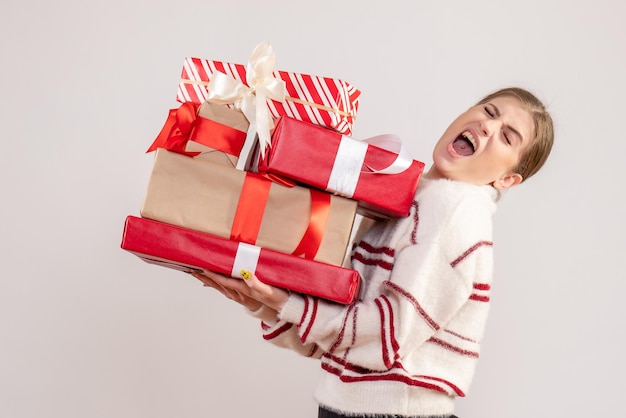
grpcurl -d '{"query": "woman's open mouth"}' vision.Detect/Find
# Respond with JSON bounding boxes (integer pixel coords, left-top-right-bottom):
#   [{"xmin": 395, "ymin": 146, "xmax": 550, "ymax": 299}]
[{"xmin": 452, "ymin": 131, "xmax": 476, "ymax": 156}]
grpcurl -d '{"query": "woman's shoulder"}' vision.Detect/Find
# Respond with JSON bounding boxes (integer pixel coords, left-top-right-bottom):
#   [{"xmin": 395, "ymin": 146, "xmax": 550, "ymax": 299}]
[
  {"xmin": 414, "ymin": 178, "xmax": 498, "ymax": 239},
  {"xmin": 416, "ymin": 178, "xmax": 498, "ymax": 215}
]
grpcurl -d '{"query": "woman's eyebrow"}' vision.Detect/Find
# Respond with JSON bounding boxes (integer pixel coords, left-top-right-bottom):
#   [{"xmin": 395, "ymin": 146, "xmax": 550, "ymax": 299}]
[{"xmin": 490, "ymin": 103, "xmax": 525, "ymax": 143}]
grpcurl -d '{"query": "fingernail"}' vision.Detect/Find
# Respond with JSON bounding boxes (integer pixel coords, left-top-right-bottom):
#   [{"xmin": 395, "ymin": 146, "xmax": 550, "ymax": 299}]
[{"xmin": 240, "ymin": 270, "xmax": 251, "ymax": 280}]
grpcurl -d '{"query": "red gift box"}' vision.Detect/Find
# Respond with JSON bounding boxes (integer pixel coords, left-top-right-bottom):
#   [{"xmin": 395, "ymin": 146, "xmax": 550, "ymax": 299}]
[
  {"xmin": 258, "ymin": 116, "xmax": 426, "ymax": 219},
  {"xmin": 176, "ymin": 45, "xmax": 360, "ymax": 136},
  {"xmin": 121, "ymin": 215, "xmax": 361, "ymax": 305}
]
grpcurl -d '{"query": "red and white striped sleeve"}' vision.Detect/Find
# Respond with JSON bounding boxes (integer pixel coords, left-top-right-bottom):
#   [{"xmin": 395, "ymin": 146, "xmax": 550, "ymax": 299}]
[{"xmin": 248, "ymin": 305, "xmax": 322, "ymax": 359}]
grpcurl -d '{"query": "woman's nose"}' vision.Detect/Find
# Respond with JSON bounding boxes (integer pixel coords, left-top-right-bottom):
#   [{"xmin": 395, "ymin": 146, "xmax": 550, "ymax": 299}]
[{"xmin": 480, "ymin": 118, "xmax": 502, "ymax": 137}]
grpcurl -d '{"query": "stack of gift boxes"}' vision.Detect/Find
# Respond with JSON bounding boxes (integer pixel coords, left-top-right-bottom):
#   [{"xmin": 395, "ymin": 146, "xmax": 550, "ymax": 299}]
[{"xmin": 121, "ymin": 43, "xmax": 425, "ymax": 305}]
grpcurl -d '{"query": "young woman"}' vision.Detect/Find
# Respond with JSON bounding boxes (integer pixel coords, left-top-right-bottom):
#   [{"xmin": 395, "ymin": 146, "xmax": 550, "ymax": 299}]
[{"xmin": 193, "ymin": 87, "xmax": 554, "ymax": 418}]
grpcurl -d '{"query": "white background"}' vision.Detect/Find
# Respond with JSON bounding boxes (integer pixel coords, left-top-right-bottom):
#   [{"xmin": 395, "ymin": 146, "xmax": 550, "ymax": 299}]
[{"xmin": 1, "ymin": 1, "xmax": 624, "ymax": 417}]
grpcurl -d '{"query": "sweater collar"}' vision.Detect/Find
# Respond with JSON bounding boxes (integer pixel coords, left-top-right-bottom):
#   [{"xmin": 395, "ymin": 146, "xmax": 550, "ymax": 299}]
[{"xmin": 419, "ymin": 177, "xmax": 500, "ymax": 203}]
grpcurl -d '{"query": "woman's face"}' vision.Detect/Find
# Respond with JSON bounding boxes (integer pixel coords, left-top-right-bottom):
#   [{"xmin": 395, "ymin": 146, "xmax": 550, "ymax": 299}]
[{"xmin": 428, "ymin": 95, "xmax": 535, "ymax": 189}]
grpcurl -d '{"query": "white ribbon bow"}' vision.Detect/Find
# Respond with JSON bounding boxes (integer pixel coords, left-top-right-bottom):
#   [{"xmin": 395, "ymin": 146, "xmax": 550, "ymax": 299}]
[{"xmin": 207, "ymin": 42, "xmax": 286, "ymax": 169}]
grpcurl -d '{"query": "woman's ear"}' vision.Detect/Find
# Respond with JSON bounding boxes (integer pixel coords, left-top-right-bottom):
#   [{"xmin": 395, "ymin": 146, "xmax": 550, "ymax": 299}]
[{"xmin": 493, "ymin": 172, "xmax": 523, "ymax": 190}]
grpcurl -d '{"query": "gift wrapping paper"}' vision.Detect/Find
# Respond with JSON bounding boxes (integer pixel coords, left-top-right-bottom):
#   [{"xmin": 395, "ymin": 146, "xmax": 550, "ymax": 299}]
[
  {"xmin": 121, "ymin": 215, "xmax": 361, "ymax": 305},
  {"xmin": 147, "ymin": 101, "xmax": 250, "ymax": 168},
  {"xmin": 140, "ymin": 149, "xmax": 357, "ymax": 266},
  {"xmin": 177, "ymin": 56, "xmax": 360, "ymax": 136},
  {"xmin": 258, "ymin": 116, "xmax": 426, "ymax": 219}
]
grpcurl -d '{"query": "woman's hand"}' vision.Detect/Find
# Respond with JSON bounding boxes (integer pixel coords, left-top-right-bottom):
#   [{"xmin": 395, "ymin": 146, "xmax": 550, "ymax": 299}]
[
  {"xmin": 191, "ymin": 270, "xmax": 263, "ymax": 312},
  {"xmin": 192, "ymin": 270, "xmax": 289, "ymax": 312}
]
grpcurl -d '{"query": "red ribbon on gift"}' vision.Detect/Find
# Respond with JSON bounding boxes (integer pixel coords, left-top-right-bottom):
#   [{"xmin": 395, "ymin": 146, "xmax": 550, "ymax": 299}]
[
  {"xmin": 146, "ymin": 102, "xmax": 247, "ymax": 158},
  {"xmin": 291, "ymin": 188, "xmax": 331, "ymax": 260},
  {"xmin": 146, "ymin": 102, "xmax": 199, "ymax": 156},
  {"xmin": 230, "ymin": 173, "xmax": 272, "ymax": 244},
  {"xmin": 230, "ymin": 172, "xmax": 331, "ymax": 260}
]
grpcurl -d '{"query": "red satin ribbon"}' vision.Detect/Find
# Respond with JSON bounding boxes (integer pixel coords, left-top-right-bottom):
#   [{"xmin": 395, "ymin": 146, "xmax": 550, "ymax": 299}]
[
  {"xmin": 230, "ymin": 173, "xmax": 272, "ymax": 244},
  {"xmin": 291, "ymin": 188, "xmax": 331, "ymax": 260},
  {"xmin": 146, "ymin": 102, "xmax": 247, "ymax": 157},
  {"xmin": 230, "ymin": 173, "xmax": 331, "ymax": 260},
  {"xmin": 260, "ymin": 172, "xmax": 296, "ymax": 187},
  {"xmin": 146, "ymin": 102, "xmax": 200, "ymax": 156},
  {"xmin": 190, "ymin": 118, "xmax": 246, "ymax": 157}
]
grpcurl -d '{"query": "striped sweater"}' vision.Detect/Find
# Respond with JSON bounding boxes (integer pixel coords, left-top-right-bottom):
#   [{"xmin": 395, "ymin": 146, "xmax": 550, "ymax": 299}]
[{"xmin": 255, "ymin": 178, "xmax": 499, "ymax": 416}]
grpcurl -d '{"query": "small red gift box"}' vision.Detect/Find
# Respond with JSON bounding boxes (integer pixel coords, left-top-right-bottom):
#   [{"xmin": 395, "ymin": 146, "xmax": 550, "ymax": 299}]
[
  {"xmin": 121, "ymin": 216, "xmax": 361, "ymax": 305},
  {"xmin": 258, "ymin": 116, "xmax": 426, "ymax": 219},
  {"xmin": 176, "ymin": 45, "xmax": 360, "ymax": 136}
]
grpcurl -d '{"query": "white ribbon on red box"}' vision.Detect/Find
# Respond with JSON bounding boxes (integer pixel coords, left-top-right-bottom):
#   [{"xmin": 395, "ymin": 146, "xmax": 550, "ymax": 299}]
[
  {"xmin": 230, "ymin": 242, "xmax": 261, "ymax": 278},
  {"xmin": 327, "ymin": 134, "xmax": 414, "ymax": 198}
]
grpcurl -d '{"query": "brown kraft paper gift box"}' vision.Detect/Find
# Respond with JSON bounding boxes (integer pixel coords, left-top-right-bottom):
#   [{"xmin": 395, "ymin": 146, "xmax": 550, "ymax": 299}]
[{"xmin": 140, "ymin": 149, "xmax": 358, "ymax": 267}]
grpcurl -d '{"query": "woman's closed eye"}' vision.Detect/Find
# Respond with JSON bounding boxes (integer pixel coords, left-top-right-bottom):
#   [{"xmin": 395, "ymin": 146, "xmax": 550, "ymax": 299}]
[{"xmin": 484, "ymin": 104, "xmax": 512, "ymax": 145}]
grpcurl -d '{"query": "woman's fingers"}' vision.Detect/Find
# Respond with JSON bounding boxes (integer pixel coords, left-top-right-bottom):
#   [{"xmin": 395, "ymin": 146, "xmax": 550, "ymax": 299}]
[
  {"xmin": 190, "ymin": 270, "xmax": 263, "ymax": 311},
  {"xmin": 190, "ymin": 269, "xmax": 288, "ymax": 312},
  {"xmin": 238, "ymin": 270, "xmax": 289, "ymax": 311},
  {"xmin": 207, "ymin": 271, "xmax": 251, "ymax": 294},
  {"xmin": 190, "ymin": 271, "xmax": 213, "ymax": 287}
]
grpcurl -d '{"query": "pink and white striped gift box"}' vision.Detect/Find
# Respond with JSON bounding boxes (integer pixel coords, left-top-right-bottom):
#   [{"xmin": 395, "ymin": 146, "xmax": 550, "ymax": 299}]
[{"xmin": 177, "ymin": 57, "xmax": 361, "ymax": 135}]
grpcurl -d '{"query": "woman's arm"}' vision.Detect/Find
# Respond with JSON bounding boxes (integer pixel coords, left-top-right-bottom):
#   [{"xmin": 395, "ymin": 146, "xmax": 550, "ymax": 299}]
[
  {"xmin": 193, "ymin": 270, "xmax": 322, "ymax": 359},
  {"xmin": 205, "ymin": 240, "xmax": 484, "ymax": 372}
]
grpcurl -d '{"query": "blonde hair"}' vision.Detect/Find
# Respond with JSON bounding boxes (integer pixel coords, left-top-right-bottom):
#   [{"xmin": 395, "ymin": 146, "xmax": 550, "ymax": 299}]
[{"xmin": 477, "ymin": 87, "xmax": 554, "ymax": 182}]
